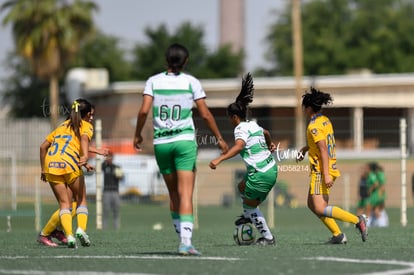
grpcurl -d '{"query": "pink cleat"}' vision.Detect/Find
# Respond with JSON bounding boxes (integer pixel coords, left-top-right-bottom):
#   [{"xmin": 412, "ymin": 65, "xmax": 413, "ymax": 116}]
[
  {"xmin": 51, "ymin": 229, "xmax": 68, "ymax": 244},
  {"xmin": 37, "ymin": 234, "xmax": 58, "ymax": 247},
  {"xmin": 356, "ymin": 214, "xmax": 368, "ymax": 242}
]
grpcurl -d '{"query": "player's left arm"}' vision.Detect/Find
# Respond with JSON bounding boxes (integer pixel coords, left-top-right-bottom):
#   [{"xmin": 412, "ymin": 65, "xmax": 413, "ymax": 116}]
[
  {"xmin": 209, "ymin": 139, "xmax": 245, "ymax": 169},
  {"xmin": 89, "ymin": 146, "xmax": 109, "ymax": 157},
  {"xmin": 79, "ymin": 134, "xmax": 90, "ymax": 166},
  {"xmin": 195, "ymin": 98, "xmax": 229, "ymax": 154},
  {"xmin": 263, "ymin": 128, "xmax": 276, "ymax": 152}
]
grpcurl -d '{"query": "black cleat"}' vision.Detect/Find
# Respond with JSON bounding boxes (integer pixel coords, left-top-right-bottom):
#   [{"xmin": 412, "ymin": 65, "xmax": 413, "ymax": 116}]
[
  {"xmin": 326, "ymin": 233, "xmax": 347, "ymax": 244},
  {"xmin": 234, "ymin": 215, "xmax": 252, "ymax": 226}
]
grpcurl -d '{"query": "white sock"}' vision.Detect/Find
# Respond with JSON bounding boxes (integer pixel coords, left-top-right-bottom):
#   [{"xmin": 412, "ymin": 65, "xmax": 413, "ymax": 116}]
[
  {"xmin": 244, "ymin": 207, "xmax": 273, "ymax": 240},
  {"xmin": 180, "ymin": 221, "xmax": 193, "ymax": 246},
  {"xmin": 377, "ymin": 209, "xmax": 389, "ymax": 227}
]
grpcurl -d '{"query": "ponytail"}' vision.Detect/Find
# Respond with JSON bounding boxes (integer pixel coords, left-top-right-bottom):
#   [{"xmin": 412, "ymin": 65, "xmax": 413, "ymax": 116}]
[
  {"xmin": 227, "ymin": 73, "xmax": 254, "ymax": 120},
  {"xmin": 68, "ymin": 98, "xmax": 92, "ymax": 140}
]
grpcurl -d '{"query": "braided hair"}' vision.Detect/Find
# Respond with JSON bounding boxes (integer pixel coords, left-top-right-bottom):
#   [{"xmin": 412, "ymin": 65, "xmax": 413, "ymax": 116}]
[
  {"xmin": 301, "ymin": 86, "xmax": 333, "ymax": 112},
  {"xmin": 227, "ymin": 73, "xmax": 254, "ymax": 120},
  {"xmin": 68, "ymin": 98, "xmax": 93, "ymax": 140}
]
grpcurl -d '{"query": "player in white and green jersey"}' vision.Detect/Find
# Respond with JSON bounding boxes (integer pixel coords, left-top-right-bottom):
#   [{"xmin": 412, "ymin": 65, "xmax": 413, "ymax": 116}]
[
  {"xmin": 209, "ymin": 73, "xmax": 277, "ymax": 246},
  {"xmin": 144, "ymin": 70, "xmax": 205, "ymax": 145},
  {"xmin": 134, "ymin": 43, "xmax": 228, "ymax": 256}
]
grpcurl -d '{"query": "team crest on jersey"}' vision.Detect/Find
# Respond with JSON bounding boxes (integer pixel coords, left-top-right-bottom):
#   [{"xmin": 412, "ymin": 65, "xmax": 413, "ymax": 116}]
[
  {"xmin": 311, "ymin": 128, "xmax": 318, "ymax": 135},
  {"xmin": 165, "ymin": 121, "xmax": 173, "ymax": 129}
]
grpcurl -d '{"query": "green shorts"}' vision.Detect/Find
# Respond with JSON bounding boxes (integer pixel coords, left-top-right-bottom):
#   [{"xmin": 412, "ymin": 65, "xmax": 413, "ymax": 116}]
[
  {"xmin": 154, "ymin": 140, "xmax": 197, "ymax": 174},
  {"xmin": 369, "ymin": 190, "xmax": 386, "ymax": 207},
  {"xmin": 357, "ymin": 197, "xmax": 370, "ymax": 208},
  {"xmin": 244, "ymin": 164, "xmax": 278, "ymax": 203}
]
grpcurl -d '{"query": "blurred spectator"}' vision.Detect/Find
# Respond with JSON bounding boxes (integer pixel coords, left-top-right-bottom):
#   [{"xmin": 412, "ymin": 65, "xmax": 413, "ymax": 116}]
[
  {"xmin": 369, "ymin": 162, "xmax": 388, "ymax": 227},
  {"xmin": 102, "ymin": 151, "xmax": 124, "ymax": 230},
  {"xmin": 356, "ymin": 164, "xmax": 371, "ymax": 217},
  {"xmin": 356, "ymin": 162, "xmax": 388, "ymax": 227}
]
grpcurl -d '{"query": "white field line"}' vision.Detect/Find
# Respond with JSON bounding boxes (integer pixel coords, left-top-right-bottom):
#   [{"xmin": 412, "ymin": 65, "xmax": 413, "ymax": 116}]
[
  {"xmin": 304, "ymin": 257, "xmax": 414, "ymax": 275},
  {"xmin": 0, "ymin": 254, "xmax": 241, "ymax": 261},
  {"xmin": 0, "ymin": 255, "xmax": 241, "ymax": 275},
  {"xmin": 0, "ymin": 270, "xmax": 156, "ymax": 275},
  {"xmin": 4, "ymin": 255, "xmax": 414, "ymax": 275}
]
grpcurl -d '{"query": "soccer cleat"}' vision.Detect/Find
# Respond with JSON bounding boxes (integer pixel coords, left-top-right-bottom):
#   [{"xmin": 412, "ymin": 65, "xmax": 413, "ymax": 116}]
[
  {"xmin": 75, "ymin": 228, "xmax": 91, "ymax": 247},
  {"xmin": 37, "ymin": 234, "xmax": 58, "ymax": 247},
  {"xmin": 178, "ymin": 243, "xmax": 202, "ymax": 256},
  {"xmin": 51, "ymin": 229, "xmax": 68, "ymax": 244},
  {"xmin": 326, "ymin": 233, "xmax": 347, "ymax": 244},
  {"xmin": 255, "ymin": 236, "xmax": 276, "ymax": 246},
  {"xmin": 67, "ymin": 235, "xmax": 77, "ymax": 249},
  {"xmin": 234, "ymin": 215, "xmax": 252, "ymax": 226},
  {"xmin": 356, "ymin": 214, "xmax": 368, "ymax": 242}
]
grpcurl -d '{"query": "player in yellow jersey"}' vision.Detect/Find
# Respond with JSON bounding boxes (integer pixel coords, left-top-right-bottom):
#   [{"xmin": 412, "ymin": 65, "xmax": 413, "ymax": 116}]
[
  {"xmin": 39, "ymin": 99, "xmax": 95, "ymax": 248},
  {"xmin": 296, "ymin": 87, "xmax": 368, "ymax": 244},
  {"xmin": 37, "ymin": 146, "xmax": 108, "ymax": 247},
  {"xmin": 38, "ymin": 105, "xmax": 109, "ymax": 247}
]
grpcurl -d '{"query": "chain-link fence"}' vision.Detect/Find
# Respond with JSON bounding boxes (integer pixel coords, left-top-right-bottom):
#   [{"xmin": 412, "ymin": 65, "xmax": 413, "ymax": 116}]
[{"xmin": 0, "ymin": 116, "xmax": 412, "ymax": 229}]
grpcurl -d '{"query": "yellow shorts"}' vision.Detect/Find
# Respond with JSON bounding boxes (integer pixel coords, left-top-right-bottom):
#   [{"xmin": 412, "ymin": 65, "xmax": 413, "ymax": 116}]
[
  {"xmin": 45, "ymin": 169, "xmax": 83, "ymax": 185},
  {"xmin": 308, "ymin": 172, "xmax": 337, "ymax": 195}
]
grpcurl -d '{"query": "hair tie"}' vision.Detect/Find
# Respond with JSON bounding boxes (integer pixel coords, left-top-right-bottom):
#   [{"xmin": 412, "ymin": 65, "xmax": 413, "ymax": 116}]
[{"xmin": 72, "ymin": 101, "xmax": 80, "ymax": 112}]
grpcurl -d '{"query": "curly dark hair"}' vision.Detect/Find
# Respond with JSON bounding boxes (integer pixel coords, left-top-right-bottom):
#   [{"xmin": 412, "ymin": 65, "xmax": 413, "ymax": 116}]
[{"xmin": 301, "ymin": 86, "xmax": 333, "ymax": 112}]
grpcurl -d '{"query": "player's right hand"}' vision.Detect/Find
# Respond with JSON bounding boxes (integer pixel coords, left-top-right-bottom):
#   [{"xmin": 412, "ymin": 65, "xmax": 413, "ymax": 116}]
[
  {"xmin": 217, "ymin": 139, "xmax": 229, "ymax": 154},
  {"xmin": 40, "ymin": 172, "xmax": 47, "ymax": 182},
  {"xmin": 133, "ymin": 135, "xmax": 143, "ymax": 152}
]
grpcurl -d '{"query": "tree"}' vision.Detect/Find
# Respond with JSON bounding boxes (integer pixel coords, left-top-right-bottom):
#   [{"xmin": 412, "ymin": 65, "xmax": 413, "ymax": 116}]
[
  {"xmin": 201, "ymin": 45, "xmax": 245, "ymax": 78},
  {"xmin": 1, "ymin": 52, "xmax": 50, "ymax": 118},
  {"xmin": 1, "ymin": 0, "xmax": 98, "ymax": 128},
  {"xmin": 69, "ymin": 31, "xmax": 133, "ymax": 82},
  {"xmin": 131, "ymin": 22, "xmax": 244, "ymax": 80},
  {"xmin": 345, "ymin": 0, "xmax": 414, "ymax": 73},
  {"xmin": 262, "ymin": 0, "xmax": 414, "ymax": 76}
]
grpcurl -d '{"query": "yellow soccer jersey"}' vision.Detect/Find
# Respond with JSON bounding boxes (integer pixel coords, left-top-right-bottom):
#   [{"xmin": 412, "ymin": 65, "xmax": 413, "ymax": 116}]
[
  {"xmin": 306, "ymin": 114, "xmax": 340, "ymax": 178},
  {"xmin": 44, "ymin": 120, "xmax": 93, "ymax": 175}
]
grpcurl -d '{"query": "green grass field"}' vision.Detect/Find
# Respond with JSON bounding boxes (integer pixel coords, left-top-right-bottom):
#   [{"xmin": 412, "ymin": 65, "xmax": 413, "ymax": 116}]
[{"xmin": 1, "ymin": 203, "xmax": 414, "ymax": 275}]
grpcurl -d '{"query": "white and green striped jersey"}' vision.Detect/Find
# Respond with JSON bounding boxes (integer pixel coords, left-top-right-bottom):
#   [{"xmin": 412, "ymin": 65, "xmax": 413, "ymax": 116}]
[
  {"xmin": 144, "ymin": 72, "xmax": 206, "ymax": 144},
  {"xmin": 234, "ymin": 121, "xmax": 275, "ymax": 173}
]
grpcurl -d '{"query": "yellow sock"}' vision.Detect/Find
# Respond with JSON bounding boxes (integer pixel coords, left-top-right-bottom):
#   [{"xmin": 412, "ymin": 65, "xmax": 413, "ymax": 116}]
[
  {"xmin": 329, "ymin": 206, "xmax": 359, "ymax": 224},
  {"xmin": 71, "ymin": 202, "xmax": 77, "ymax": 217},
  {"xmin": 320, "ymin": 216, "xmax": 341, "ymax": 236},
  {"xmin": 41, "ymin": 209, "xmax": 60, "ymax": 236},
  {"xmin": 76, "ymin": 206, "xmax": 88, "ymax": 231},
  {"xmin": 56, "ymin": 202, "xmax": 77, "ymax": 231},
  {"xmin": 59, "ymin": 209, "xmax": 72, "ymax": 236}
]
